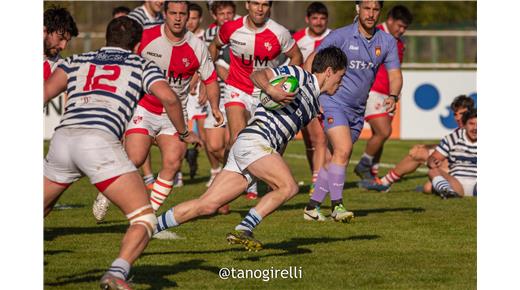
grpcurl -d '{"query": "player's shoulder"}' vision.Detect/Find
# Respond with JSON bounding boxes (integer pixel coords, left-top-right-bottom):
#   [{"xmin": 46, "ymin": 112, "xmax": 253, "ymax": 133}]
[
  {"xmin": 265, "ymin": 18, "xmax": 290, "ymax": 34},
  {"xmin": 376, "ymin": 26, "xmax": 396, "ymax": 43},
  {"xmin": 142, "ymin": 24, "xmax": 162, "ymax": 39},
  {"xmin": 139, "ymin": 24, "xmax": 163, "ymax": 50},
  {"xmin": 221, "ymin": 16, "xmax": 244, "ymax": 33},
  {"xmin": 323, "ymin": 24, "xmax": 353, "ymax": 43},
  {"xmin": 293, "ymin": 28, "xmax": 307, "ymax": 41}
]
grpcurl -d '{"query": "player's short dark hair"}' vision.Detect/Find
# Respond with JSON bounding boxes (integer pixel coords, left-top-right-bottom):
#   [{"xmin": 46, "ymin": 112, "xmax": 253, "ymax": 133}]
[
  {"xmin": 210, "ymin": 1, "xmax": 236, "ymax": 15},
  {"xmin": 106, "ymin": 16, "xmax": 143, "ymax": 50},
  {"xmin": 112, "ymin": 6, "xmax": 131, "ymax": 17},
  {"xmin": 306, "ymin": 2, "xmax": 328, "ymax": 18},
  {"xmin": 450, "ymin": 95, "xmax": 475, "ymax": 112},
  {"xmin": 311, "ymin": 46, "xmax": 347, "ymax": 74},
  {"xmin": 247, "ymin": 1, "xmax": 274, "ymax": 8},
  {"xmin": 387, "ymin": 5, "xmax": 413, "ymax": 25},
  {"xmin": 164, "ymin": 1, "xmax": 191, "ymax": 12},
  {"xmin": 189, "ymin": 2, "xmax": 203, "ymax": 17},
  {"xmin": 462, "ymin": 108, "xmax": 477, "ymax": 125},
  {"xmin": 44, "ymin": 7, "xmax": 78, "ymax": 37},
  {"xmin": 355, "ymin": 1, "xmax": 384, "ymax": 9}
]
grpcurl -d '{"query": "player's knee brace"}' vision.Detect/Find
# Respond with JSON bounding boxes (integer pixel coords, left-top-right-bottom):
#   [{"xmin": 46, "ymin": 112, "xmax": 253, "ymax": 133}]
[{"xmin": 126, "ymin": 204, "xmax": 157, "ymax": 238}]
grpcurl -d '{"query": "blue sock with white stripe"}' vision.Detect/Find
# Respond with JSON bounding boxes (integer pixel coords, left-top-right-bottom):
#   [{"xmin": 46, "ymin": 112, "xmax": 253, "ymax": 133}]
[
  {"xmin": 107, "ymin": 258, "xmax": 130, "ymax": 280},
  {"xmin": 432, "ymin": 176, "xmax": 454, "ymax": 193},
  {"xmin": 155, "ymin": 207, "xmax": 178, "ymax": 234},
  {"xmin": 235, "ymin": 208, "xmax": 263, "ymax": 232}
]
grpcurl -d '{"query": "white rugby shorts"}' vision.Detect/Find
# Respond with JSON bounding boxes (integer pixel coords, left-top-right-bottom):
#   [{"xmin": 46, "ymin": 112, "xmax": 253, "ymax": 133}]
[
  {"xmin": 223, "ymin": 132, "xmax": 275, "ymax": 185},
  {"xmin": 44, "ymin": 128, "xmax": 136, "ymax": 184},
  {"xmin": 223, "ymin": 84, "xmax": 260, "ymax": 115},
  {"xmin": 186, "ymin": 83, "xmax": 209, "ymax": 121},
  {"xmin": 455, "ymin": 176, "xmax": 477, "ymax": 196},
  {"xmin": 364, "ymin": 91, "xmax": 394, "ymax": 120},
  {"xmin": 126, "ymin": 105, "xmax": 186, "ymax": 137}
]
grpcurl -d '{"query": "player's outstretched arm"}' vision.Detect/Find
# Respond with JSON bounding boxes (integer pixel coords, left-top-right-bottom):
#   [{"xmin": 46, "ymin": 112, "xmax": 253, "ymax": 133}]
[
  {"xmin": 44, "ymin": 68, "xmax": 68, "ymax": 105},
  {"xmin": 149, "ymin": 80, "xmax": 202, "ymax": 146},
  {"xmin": 285, "ymin": 45, "xmax": 303, "ymax": 66},
  {"xmin": 250, "ymin": 68, "xmax": 295, "ymax": 105}
]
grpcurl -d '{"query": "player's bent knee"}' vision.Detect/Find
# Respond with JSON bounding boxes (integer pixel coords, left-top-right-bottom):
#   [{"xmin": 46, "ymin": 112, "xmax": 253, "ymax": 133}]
[
  {"xmin": 127, "ymin": 204, "xmax": 157, "ymax": 238},
  {"xmin": 409, "ymin": 145, "xmax": 428, "ymax": 162}
]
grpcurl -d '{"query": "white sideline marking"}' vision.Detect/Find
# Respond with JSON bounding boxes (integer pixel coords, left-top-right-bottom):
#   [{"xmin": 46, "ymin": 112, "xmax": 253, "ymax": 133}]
[{"xmin": 284, "ymin": 153, "xmax": 428, "ymax": 173}]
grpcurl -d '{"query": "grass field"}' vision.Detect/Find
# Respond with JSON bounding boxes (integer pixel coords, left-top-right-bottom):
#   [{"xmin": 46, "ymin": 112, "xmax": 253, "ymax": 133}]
[{"xmin": 44, "ymin": 139, "xmax": 476, "ymax": 289}]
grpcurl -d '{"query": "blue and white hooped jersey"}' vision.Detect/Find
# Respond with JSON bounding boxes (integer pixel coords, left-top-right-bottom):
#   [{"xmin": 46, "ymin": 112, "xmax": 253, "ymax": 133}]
[
  {"xmin": 436, "ymin": 128, "xmax": 477, "ymax": 179},
  {"xmin": 241, "ymin": 65, "xmax": 320, "ymax": 152},
  {"xmin": 55, "ymin": 47, "xmax": 166, "ymax": 139},
  {"xmin": 128, "ymin": 5, "xmax": 164, "ymax": 29}
]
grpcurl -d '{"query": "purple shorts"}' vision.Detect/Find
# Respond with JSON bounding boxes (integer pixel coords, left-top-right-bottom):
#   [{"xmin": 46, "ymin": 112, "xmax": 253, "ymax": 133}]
[{"xmin": 321, "ymin": 103, "xmax": 364, "ymax": 143}]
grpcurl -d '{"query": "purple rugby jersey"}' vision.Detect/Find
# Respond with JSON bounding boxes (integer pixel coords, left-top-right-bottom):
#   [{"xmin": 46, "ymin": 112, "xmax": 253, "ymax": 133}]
[{"xmin": 316, "ymin": 22, "xmax": 400, "ymax": 116}]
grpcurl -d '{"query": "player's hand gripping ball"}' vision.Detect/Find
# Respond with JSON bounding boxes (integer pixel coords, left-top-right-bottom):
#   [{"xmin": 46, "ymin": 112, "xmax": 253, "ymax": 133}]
[{"xmin": 259, "ymin": 75, "xmax": 299, "ymax": 110}]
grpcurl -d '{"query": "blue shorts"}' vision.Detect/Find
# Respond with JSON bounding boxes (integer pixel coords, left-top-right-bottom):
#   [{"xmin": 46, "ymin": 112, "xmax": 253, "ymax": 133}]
[{"xmin": 322, "ymin": 103, "xmax": 364, "ymax": 143}]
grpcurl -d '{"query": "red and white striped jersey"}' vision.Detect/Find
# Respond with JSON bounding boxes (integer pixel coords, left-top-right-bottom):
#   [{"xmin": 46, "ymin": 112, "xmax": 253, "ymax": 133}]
[
  {"xmin": 370, "ymin": 23, "xmax": 405, "ymax": 96},
  {"xmin": 218, "ymin": 16, "xmax": 296, "ymax": 94},
  {"xmin": 137, "ymin": 25, "xmax": 217, "ymax": 115},
  {"xmin": 44, "ymin": 55, "xmax": 61, "ymax": 80},
  {"xmin": 293, "ymin": 27, "xmax": 331, "ymax": 62}
]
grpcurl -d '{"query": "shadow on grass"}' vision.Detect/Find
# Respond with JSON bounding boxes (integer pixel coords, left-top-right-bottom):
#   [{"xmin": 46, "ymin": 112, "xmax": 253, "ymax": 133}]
[
  {"xmin": 353, "ymin": 207, "xmax": 425, "ymax": 217},
  {"xmin": 44, "ymin": 224, "xmax": 127, "ymax": 241},
  {"xmin": 236, "ymin": 235, "xmax": 380, "ymax": 261},
  {"xmin": 46, "ymin": 259, "xmax": 220, "ymax": 289}
]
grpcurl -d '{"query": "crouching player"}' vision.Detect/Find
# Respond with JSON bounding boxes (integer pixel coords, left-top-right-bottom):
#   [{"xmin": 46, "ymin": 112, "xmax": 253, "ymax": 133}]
[
  {"xmin": 427, "ymin": 108, "xmax": 477, "ymax": 198},
  {"xmin": 43, "ymin": 17, "xmax": 200, "ymax": 289},
  {"xmin": 154, "ymin": 47, "xmax": 347, "ymax": 251}
]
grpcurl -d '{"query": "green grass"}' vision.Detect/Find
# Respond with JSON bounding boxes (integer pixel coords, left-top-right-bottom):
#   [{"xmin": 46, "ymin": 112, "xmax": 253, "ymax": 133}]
[{"xmin": 44, "ymin": 140, "xmax": 476, "ymax": 289}]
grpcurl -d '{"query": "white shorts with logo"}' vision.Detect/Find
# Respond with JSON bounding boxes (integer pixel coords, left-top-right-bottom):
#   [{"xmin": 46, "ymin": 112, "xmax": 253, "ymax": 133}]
[
  {"xmin": 126, "ymin": 105, "xmax": 186, "ymax": 137},
  {"xmin": 224, "ymin": 132, "xmax": 275, "ymax": 185},
  {"xmin": 186, "ymin": 83, "xmax": 208, "ymax": 121},
  {"xmin": 223, "ymin": 84, "xmax": 260, "ymax": 115},
  {"xmin": 44, "ymin": 128, "xmax": 136, "ymax": 184},
  {"xmin": 365, "ymin": 91, "xmax": 393, "ymax": 120},
  {"xmin": 455, "ymin": 176, "xmax": 477, "ymax": 196}
]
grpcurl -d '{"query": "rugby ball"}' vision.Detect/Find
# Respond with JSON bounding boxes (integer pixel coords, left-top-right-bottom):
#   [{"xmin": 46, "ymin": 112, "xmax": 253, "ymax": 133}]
[{"xmin": 258, "ymin": 75, "xmax": 299, "ymax": 110}]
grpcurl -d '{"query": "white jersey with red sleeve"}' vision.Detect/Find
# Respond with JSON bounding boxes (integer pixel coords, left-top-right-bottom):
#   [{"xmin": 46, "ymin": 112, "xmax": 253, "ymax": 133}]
[
  {"xmin": 218, "ymin": 16, "xmax": 296, "ymax": 95},
  {"xmin": 136, "ymin": 25, "xmax": 217, "ymax": 116},
  {"xmin": 293, "ymin": 27, "xmax": 331, "ymax": 62}
]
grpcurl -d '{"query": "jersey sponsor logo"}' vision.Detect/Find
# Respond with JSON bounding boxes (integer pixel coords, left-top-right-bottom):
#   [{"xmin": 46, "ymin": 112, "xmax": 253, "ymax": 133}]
[
  {"xmin": 349, "ymin": 60, "xmax": 375, "ymax": 70},
  {"xmin": 349, "ymin": 44, "xmax": 359, "ymax": 51},
  {"xmin": 230, "ymin": 39, "xmax": 246, "ymax": 46},
  {"xmin": 241, "ymin": 54, "xmax": 269, "ymax": 66},
  {"xmin": 375, "ymin": 46, "xmax": 381, "ymax": 57},
  {"xmin": 146, "ymin": 51, "xmax": 162, "ymax": 58}
]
